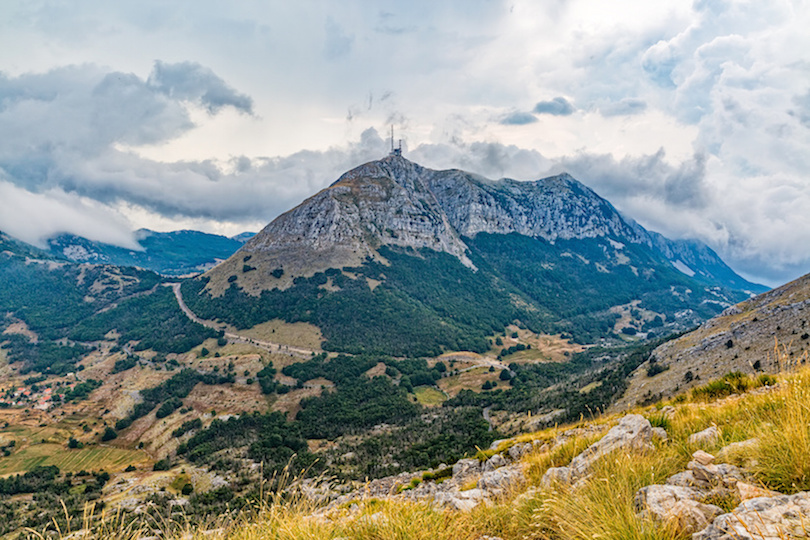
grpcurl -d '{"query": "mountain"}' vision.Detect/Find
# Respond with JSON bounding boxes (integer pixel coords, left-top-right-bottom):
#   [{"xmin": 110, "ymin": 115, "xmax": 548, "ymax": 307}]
[
  {"xmin": 614, "ymin": 271, "xmax": 810, "ymax": 409},
  {"xmin": 46, "ymin": 229, "xmax": 248, "ymax": 276},
  {"xmin": 0, "ymin": 231, "xmax": 52, "ymax": 260},
  {"xmin": 647, "ymin": 231, "xmax": 767, "ymax": 294},
  {"xmin": 186, "ymin": 154, "xmax": 763, "ymax": 355}
]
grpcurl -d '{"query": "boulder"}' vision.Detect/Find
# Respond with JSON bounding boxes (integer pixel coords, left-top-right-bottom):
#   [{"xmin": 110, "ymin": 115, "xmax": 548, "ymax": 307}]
[
  {"xmin": 686, "ymin": 461, "xmax": 744, "ymax": 487},
  {"xmin": 667, "ymin": 470, "xmax": 711, "ymax": 490},
  {"xmin": 688, "ymin": 426, "xmax": 721, "ymax": 447},
  {"xmin": 483, "ymin": 453, "xmax": 507, "ymax": 472},
  {"xmin": 569, "ymin": 414, "xmax": 654, "ymax": 476},
  {"xmin": 692, "ymin": 450, "xmax": 715, "ymax": 466},
  {"xmin": 694, "ymin": 492, "xmax": 810, "ymax": 539},
  {"xmin": 540, "ymin": 466, "xmax": 573, "ymax": 488},
  {"xmin": 669, "ymin": 500, "xmax": 724, "ymax": 534},
  {"xmin": 508, "ymin": 442, "xmax": 533, "ymax": 461},
  {"xmin": 652, "ymin": 427, "xmax": 669, "ymax": 442},
  {"xmin": 635, "ymin": 484, "xmax": 722, "ymax": 534},
  {"xmin": 736, "ymin": 481, "xmax": 781, "ymax": 501},
  {"xmin": 434, "ymin": 488, "xmax": 488, "ymax": 512},
  {"xmin": 488, "ymin": 439, "xmax": 507, "ymax": 450},
  {"xmin": 716, "ymin": 438, "xmax": 759, "ymax": 461},
  {"xmin": 478, "ymin": 465, "xmax": 524, "ymax": 493},
  {"xmin": 452, "ymin": 458, "xmax": 481, "ymax": 480}
]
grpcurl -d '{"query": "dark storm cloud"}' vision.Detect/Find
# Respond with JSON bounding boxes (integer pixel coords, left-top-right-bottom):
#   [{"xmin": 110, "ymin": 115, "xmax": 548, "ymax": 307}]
[{"xmin": 533, "ymin": 97, "xmax": 575, "ymax": 116}]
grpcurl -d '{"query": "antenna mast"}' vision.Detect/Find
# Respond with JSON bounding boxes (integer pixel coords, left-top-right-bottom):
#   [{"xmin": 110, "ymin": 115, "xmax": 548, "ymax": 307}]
[{"xmin": 389, "ymin": 125, "xmax": 402, "ymax": 157}]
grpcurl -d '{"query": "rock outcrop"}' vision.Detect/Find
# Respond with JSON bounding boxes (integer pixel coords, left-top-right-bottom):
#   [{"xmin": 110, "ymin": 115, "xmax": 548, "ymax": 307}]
[
  {"xmin": 542, "ymin": 414, "xmax": 655, "ymax": 486},
  {"xmin": 694, "ymin": 492, "xmax": 810, "ymax": 540}
]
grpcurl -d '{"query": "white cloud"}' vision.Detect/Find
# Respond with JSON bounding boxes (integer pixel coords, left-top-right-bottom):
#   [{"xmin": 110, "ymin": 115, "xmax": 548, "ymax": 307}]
[{"xmin": 0, "ymin": 0, "xmax": 808, "ymax": 287}]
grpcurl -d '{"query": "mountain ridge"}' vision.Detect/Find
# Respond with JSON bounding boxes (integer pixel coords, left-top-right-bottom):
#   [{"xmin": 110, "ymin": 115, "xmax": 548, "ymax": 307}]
[{"xmin": 206, "ymin": 154, "xmax": 763, "ymax": 296}]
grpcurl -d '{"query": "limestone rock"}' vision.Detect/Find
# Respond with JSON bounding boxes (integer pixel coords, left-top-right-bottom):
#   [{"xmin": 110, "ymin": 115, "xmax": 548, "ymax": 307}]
[
  {"xmin": 689, "ymin": 426, "xmax": 721, "ymax": 447},
  {"xmin": 736, "ymin": 481, "xmax": 781, "ymax": 501},
  {"xmin": 434, "ymin": 488, "xmax": 488, "ymax": 512},
  {"xmin": 692, "ymin": 450, "xmax": 715, "ymax": 466},
  {"xmin": 661, "ymin": 405, "xmax": 677, "ymax": 417},
  {"xmin": 478, "ymin": 465, "xmax": 524, "ymax": 493},
  {"xmin": 686, "ymin": 461, "xmax": 744, "ymax": 487},
  {"xmin": 488, "ymin": 439, "xmax": 508, "ymax": 451},
  {"xmin": 452, "ymin": 458, "xmax": 481, "ymax": 480},
  {"xmin": 569, "ymin": 414, "xmax": 654, "ymax": 476},
  {"xmin": 716, "ymin": 438, "xmax": 759, "ymax": 461},
  {"xmin": 482, "ymin": 453, "xmax": 507, "ymax": 472},
  {"xmin": 508, "ymin": 442, "xmax": 533, "ymax": 461},
  {"xmin": 541, "ymin": 466, "xmax": 573, "ymax": 488},
  {"xmin": 694, "ymin": 492, "xmax": 810, "ymax": 539},
  {"xmin": 635, "ymin": 484, "xmax": 722, "ymax": 534},
  {"xmin": 652, "ymin": 427, "xmax": 669, "ymax": 442},
  {"xmin": 667, "ymin": 470, "xmax": 711, "ymax": 490}
]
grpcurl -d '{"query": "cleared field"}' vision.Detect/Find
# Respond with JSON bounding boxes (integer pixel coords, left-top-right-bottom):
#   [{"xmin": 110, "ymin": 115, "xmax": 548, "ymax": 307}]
[
  {"xmin": 439, "ymin": 367, "xmax": 501, "ymax": 396},
  {"xmin": 241, "ymin": 319, "xmax": 323, "ymax": 350},
  {"xmin": 413, "ymin": 386, "xmax": 446, "ymax": 406},
  {"xmin": 0, "ymin": 444, "xmax": 149, "ymax": 475}
]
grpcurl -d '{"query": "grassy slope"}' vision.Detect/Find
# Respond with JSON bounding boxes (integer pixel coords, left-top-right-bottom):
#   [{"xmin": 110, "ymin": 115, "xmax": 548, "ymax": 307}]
[{"xmin": 33, "ymin": 350, "xmax": 810, "ymax": 539}]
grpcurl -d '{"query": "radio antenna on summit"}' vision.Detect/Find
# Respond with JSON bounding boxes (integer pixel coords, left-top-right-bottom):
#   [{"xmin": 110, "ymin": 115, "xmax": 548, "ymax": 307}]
[{"xmin": 389, "ymin": 125, "xmax": 402, "ymax": 156}]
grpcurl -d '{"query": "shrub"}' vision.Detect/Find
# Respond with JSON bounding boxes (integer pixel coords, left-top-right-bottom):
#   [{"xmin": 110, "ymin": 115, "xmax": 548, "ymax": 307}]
[
  {"xmin": 101, "ymin": 427, "xmax": 117, "ymax": 441},
  {"xmin": 690, "ymin": 371, "xmax": 766, "ymax": 401},
  {"xmin": 646, "ymin": 362, "xmax": 668, "ymax": 377}
]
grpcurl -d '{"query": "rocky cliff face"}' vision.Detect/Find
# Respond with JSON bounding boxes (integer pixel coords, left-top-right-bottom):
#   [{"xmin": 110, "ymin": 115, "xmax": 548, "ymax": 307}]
[{"xmin": 206, "ymin": 154, "xmax": 687, "ymax": 294}]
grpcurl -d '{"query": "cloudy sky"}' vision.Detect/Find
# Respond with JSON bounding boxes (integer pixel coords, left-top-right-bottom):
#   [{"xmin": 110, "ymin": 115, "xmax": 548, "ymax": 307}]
[{"xmin": 0, "ymin": 0, "xmax": 809, "ymax": 286}]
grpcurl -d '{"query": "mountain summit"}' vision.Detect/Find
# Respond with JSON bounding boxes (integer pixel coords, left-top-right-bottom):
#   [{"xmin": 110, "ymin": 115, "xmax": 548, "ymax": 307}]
[
  {"xmin": 206, "ymin": 155, "xmax": 761, "ymax": 296},
  {"xmin": 187, "ymin": 155, "xmax": 764, "ymax": 355}
]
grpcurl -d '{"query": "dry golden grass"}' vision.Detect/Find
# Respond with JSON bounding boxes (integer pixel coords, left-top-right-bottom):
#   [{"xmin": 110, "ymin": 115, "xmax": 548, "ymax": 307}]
[
  {"xmin": 240, "ymin": 320, "xmax": 324, "ymax": 351},
  {"xmin": 37, "ymin": 348, "xmax": 810, "ymax": 540}
]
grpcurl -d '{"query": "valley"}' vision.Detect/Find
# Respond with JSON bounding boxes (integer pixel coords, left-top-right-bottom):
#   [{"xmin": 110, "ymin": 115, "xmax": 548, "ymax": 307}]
[{"xmin": 0, "ymin": 155, "xmax": 793, "ymax": 538}]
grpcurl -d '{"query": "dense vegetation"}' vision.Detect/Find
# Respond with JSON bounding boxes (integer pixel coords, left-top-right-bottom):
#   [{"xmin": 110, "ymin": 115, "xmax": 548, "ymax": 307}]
[
  {"xmin": 70, "ymin": 286, "xmax": 217, "ymax": 353},
  {"xmin": 184, "ymin": 236, "xmax": 741, "ymax": 356},
  {"xmin": 47, "ymin": 230, "xmax": 246, "ymax": 276},
  {"xmin": 335, "ymin": 407, "xmax": 498, "ymax": 477},
  {"xmin": 297, "ymin": 376, "xmax": 420, "ymax": 439},
  {"xmin": 0, "ymin": 466, "xmax": 111, "ymax": 536},
  {"xmin": 281, "ymin": 353, "xmax": 377, "ymax": 385},
  {"xmin": 182, "ymin": 246, "xmax": 514, "ymax": 356},
  {"xmin": 179, "ymin": 412, "xmax": 317, "ymax": 478},
  {"xmin": 0, "ymin": 334, "xmax": 91, "ymax": 375},
  {"xmin": 0, "ymin": 252, "xmax": 158, "ymax": 340}
]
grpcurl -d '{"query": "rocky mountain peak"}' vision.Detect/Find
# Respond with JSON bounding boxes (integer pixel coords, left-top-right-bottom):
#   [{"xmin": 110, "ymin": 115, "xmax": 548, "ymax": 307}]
[{"xmin": 204, "ymin": 155, "xmax": 758, "ymax": 295}]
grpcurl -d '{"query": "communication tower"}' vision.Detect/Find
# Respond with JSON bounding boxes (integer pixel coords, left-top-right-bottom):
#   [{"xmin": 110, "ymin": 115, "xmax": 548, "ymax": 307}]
[{"xmin": 389, "ymin": 125, "xmax": 402, "ymax": 156}]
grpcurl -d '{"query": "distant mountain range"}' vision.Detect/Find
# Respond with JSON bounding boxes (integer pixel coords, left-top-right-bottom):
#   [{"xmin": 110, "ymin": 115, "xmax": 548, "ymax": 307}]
[
  {"xmin": 45, "ymin": 229, "xmax": 255, "ymax": 276},
  {"xmin": 179, "ymin": 154, "xmax": 767, "ymax": 356}
]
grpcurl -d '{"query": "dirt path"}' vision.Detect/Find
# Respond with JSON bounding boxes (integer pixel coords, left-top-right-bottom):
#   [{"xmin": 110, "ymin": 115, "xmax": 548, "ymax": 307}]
[
  {"xmin": 483, "ymin": 406, "xmax": 494, "ymax": 432},
  {"xmin": 166, "ymin": 283, "xmax": 314, "ymax": 359}
]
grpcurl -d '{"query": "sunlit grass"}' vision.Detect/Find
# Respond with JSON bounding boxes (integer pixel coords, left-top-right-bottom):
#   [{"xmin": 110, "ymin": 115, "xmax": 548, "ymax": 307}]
[{"xmin": 36, "ymin": 348, "xmax": 810, "ymax": 540}]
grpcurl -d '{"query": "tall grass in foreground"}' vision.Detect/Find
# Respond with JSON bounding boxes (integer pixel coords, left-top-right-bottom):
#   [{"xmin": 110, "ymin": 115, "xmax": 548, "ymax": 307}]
[
  {"xmin": 530, "ymin": 451, "xmax": 685, "ymax": 540},
  {"xmin": 35, "ymin": 346, "xmax": 810, "ymax": 540},
  {"xmin": 750, "ymin": 364, "xmax": 810, "ymax": 493}
]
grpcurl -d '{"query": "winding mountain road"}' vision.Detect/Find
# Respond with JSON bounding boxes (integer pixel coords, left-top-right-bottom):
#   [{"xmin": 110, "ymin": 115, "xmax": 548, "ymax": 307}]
[{"xmin": 166, "ymin": 283, "xmax": 314, "ymax": 359}]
